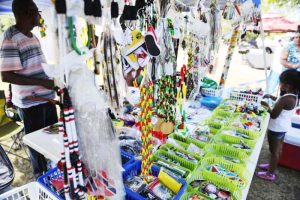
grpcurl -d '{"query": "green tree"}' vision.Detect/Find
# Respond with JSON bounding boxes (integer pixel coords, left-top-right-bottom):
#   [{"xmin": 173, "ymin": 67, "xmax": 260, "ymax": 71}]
[
  {"xmin": 267, "ymin": 0, "xmax": 300, "ymax": 6},
  {"xmin": 0, "ymin": 15, "xmax": 15, "ymax": 35}
]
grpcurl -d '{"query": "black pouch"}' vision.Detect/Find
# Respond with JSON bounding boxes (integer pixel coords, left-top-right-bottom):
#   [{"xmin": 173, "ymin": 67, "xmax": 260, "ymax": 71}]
[
  {"xmin": 122, "ymin": 5, "xmax": 137, "ymax": 20},
  {"xmin": 55, "ymin": 0, "xmax": 66, "ymax": 14},
  {"xmin": 93, "ymin": 0, "xmax": 102, "ymax": 17},
  {"xmin": 84, "ymin": 0, "xmax": 94, "ymax": 16},
  {"xmin": 111, "ymin": 1, "xmax": 119, "ymax": 18},
  {"xmin": 135, "ymin": 0, "xmax": 146, "ymax": 11}
]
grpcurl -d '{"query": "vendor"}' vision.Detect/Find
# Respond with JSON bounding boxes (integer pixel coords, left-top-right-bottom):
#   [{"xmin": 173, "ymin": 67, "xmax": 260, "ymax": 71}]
[{"xmin": 0, "ymin": 0, "xmax": 57, "ymax": 179}]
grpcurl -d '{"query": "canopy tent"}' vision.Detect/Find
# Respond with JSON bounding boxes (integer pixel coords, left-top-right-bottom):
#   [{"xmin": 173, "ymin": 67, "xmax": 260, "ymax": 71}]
[
  {"xmin": 248, "ymin": 14, "xmax": 299, "ymax": 33},
  {"xmin": 0, "ymin": 0, "xmax": 53, "ymax": 14},
  {"xmin": 0, "ymin": 5, "xmax": 11, "ymax": 14},
  {"xmin": 262, "ymin": 14, "xmax": 299, "ymax": 32},
  {"xmin": 203, "ymin": 0, "xmax": 261, "ymax": 8}
]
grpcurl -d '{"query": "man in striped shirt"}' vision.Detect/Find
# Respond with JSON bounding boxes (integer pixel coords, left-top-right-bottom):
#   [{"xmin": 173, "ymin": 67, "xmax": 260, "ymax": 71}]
[{"xmin": 0, "ymin": 0, "xmax": 57, "ymax": 179}]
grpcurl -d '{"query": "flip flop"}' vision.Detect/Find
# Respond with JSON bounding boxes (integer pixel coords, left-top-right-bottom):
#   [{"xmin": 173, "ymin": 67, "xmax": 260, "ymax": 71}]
[
  {"xmin": 257, "ymin": 163, "xmax": 270, "ymax": 170},
  {"xmin": 256, "ymin": 171, "xmax": 276, "ymax": 182}
]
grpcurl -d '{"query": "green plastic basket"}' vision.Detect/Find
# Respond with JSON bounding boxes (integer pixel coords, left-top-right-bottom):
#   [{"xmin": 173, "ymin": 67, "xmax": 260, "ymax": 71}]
[
  {"xmin": 206, "ymin": 119, "xmax": 223, "ymax": 130},
  {"xmin": 160, "ymin": 143, "xmax": 203, "ymax": 163},
  {"xmin": 153, "ymin": 149, "xmax": 197, "ymax": 171},
  {"xmin": 169, "ymin": 133, "xmax": 206, "ymax": 149},
  {"xmin": 209, "ymin": 126, "xmax": 220, "ymax": 135},
  {"xmin": 212, "ymin": 133, "xmax": 255, "ymax": 155},
  {"xmin": 217, "ymin": 99, "xmax": 268, "ymax": 118},
  {"xmin": 167, "ymin": 138, "xmax": 190, "ymax": 149},
  {"xmin": 221, "ymin": 126, "xmax": 261, "ymax": 141},
  {"xmin": 200, "ymin": 157, "xmax": 250, "ymax": 189},
  {"xmin": 152, "ymin": 151, "xmax": 192, "ymax": 179},
  {"xmin": 213, "ymin": 108, "xmax": 237, "ymax": 118},
  {"xmin": 195, "ymin": 122, "xmax": 220, "ymax": 135},
  {"xmin": 230, "ymin": 119, "xmax": 262, "ymax": 134},
  {"xmin": 232, "ymin": 113, "xmax": 264, "ymax": 133},
  {"xmin": 206, "ymin": 113, "xmax": 234, "ymax": 130},
  {"xmin": 180, "ymin": 191, "xmax": 207, "ymax": 200},
  {"xmin": 215, "ymin": 101, "xmax": 237, "ymax": 114},
  {"xmin": 185, "ymin": 171, "xmax": 242, "ymax": 200},
  {"xmin": 204, "ymin": 144, "xmax": 249, "ymax": 164}
]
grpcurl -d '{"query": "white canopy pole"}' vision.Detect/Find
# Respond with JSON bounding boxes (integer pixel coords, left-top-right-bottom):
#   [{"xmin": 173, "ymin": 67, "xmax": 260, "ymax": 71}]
[{"xmin": 259, "ymin": 12, "xmax": 269, "ymax": 94}]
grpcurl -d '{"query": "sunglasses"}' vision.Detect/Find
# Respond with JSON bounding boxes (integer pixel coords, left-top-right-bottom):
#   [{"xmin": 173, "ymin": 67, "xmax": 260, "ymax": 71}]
[{"xmin": 29, "ymin": 8, "xmax": 42, "ymax": 14}]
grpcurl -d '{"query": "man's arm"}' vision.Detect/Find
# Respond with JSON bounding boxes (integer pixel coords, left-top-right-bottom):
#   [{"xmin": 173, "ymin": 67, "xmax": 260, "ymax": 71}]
[
  {"xmin": 1, "ymin": 71, "xmax": 54, "ymax": 90},
  {"xmin": 280, "ymin": 48, "xmax": 300, "ymax": 69}
]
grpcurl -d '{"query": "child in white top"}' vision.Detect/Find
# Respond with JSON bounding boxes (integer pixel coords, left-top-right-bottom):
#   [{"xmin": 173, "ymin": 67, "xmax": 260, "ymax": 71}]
[{"xmin": 257, "ymin": 69, "xmax": 299, "ymax": 181}]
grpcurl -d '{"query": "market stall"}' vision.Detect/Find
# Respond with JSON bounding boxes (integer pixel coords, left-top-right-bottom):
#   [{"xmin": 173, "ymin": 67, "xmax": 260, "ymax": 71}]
[
  {"xmin": 0, "ymin": 0, "xmax": 278, "ymax": 200},
  {"xmin": 21, "ymin": 94, "xmax": 269, "ymax": 200}
]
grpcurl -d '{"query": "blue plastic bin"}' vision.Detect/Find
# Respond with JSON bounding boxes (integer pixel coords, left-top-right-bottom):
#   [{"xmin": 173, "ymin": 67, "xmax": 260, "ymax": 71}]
[
  {"xmin": 121, "ymin": 150, "xmax": 135, "ymax": 169},
  {"xmin": 37, "ymin": 151, "xmax": 134, "ymax": 200},
  {"xmin": 201, "ymin": 96, "xmax": 223, "ymax": 110},
  {"xmin": 37, "ymin": 167, "xmax": 64, "ymax": 200},
  {"xmin": 123, "ymin": 160, "xmax": 187, "ymax": 200}
]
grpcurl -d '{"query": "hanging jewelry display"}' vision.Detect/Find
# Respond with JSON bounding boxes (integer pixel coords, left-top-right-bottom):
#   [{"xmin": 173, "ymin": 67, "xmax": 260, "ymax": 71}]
[
  {"xmin": 209, "ymin": 1, "xmax": 222, "ymax": 52},
  {"xmin": 139, "ymin": 69, "xmax": 155, "ymax": 182},
  {"xmin": 219, "ymin": 26, "xmax": 240, "ymax": 87},
  {"xmin": 154, "ymin": 17, "xmax": 177, "ymax": 132},
  {"xmin": 57, "ymin": 88, "xmax": 87, "ymax": 200},
  {"xmin": 188, "ymin": 38, "xmax": 201, "ymax": 99},
  {"xmin": 101, "ymin": 28, "xmax": 121, "ymax": 110},
  {"xmin": 219, "ymin": 0, "xmax": 241, "ymax": 87},
  {"xmin": 186, "ymin": 44, "xmax": 194, "ymax": 99}
]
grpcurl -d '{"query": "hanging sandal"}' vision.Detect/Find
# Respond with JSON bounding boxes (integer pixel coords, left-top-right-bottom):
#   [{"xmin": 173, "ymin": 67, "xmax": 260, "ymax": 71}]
[
  {"xmin": 256, "ymin": 171, "xmax": 276, "ymax": 182},
  {"xmin": 145, "ymin": 26, "xmax": 160, "ymax": 57},
  {"xmin": 257, "ymin": 163, "xmax": 270, "ymax": 170}
]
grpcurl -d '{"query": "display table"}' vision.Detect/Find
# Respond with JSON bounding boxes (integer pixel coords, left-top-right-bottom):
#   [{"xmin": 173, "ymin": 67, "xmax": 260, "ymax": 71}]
[
  {"xmin": 23, "ymin": 126, "xmax": 63, "ymax": 163},
  {"xmin": 242, "ymin": 114, "xmax": 270, "ymax": 200},
  {"xmin": 23, "ymin": 114, "xmax": 270, "ymax": 200}
]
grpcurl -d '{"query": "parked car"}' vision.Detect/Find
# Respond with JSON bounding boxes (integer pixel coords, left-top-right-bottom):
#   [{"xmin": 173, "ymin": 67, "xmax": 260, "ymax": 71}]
[
  {"xmin": 246, "ymin": 47, "xmax": 273, "ymax": 70},
  {"xmin": 245, "ymin": 35, "xmax": 293, "ymax": 70}
]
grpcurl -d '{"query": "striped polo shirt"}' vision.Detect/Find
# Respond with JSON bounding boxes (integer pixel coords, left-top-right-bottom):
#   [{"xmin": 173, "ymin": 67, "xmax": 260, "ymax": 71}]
[{"xmin": 0, "ymin": 26, "xmax": 55, "ymax": 108}]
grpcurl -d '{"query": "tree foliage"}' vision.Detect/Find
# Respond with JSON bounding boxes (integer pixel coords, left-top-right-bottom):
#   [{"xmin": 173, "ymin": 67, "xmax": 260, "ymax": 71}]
[
  {"xmin": 267, "ymin": 0, "xmax": 300, "ymax": 6},
  {"xmin": 0, "ymin": 15, "xmax": 15, "ymax": 35}
]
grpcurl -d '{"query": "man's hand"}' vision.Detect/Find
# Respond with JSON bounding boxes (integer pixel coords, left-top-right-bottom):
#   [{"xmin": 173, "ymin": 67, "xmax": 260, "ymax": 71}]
[
  {"xmin": 292, "ymin": 64, "xmax": 300, "ymax": 69},
  {"xmin": 5, "ymin": 100, "xmax": 14, "ymax": 109}
]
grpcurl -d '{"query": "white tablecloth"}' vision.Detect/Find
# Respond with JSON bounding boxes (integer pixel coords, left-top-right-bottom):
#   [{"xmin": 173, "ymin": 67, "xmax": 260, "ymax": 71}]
[
  {"xmin": 241, "ymin": 114, "xmax": 270, "ymax": 200},
  {"xmin": 23, "ymin": 127, "xmax": 63, "ymax": 163}
]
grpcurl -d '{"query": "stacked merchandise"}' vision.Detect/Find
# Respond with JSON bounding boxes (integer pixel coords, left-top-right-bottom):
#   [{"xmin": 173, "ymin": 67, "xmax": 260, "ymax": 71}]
[
  {"xmin": 5, "ymin": 0, "xmax": 267, "ymax": 199},
  {"xmin": 119, "ymin": 94, "xmax": 268, "ymax": 200},
  {"xmin": 123, "ymin": 160, "xmax": 187, "ymax": 200},
  {"xmin": 179, "ymin": 99, "xmax": 267, "ymax": 199}
]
